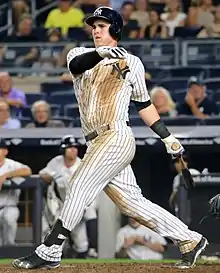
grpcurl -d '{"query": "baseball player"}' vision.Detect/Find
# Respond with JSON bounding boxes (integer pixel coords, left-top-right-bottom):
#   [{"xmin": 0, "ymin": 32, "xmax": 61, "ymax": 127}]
[
  {"xmin": 39, "ymin": 135, "xmax": 98, "ymax": 258},
  {"xmin": 13, "ymin": 7, "xmax": 208, "ymax": 269},
  {"xmin": 116, "ymin": 217, "xmax": 167, "ymax": 260},
  {"xmin": 0, "ymin": 138, "xmax": 31, "ymax": 246}
]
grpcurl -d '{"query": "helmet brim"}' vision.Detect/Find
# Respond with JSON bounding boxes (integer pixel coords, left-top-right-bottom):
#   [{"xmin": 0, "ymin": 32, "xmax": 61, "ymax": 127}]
[{"xmin": 85, "ymin": 15, "xmax": 112, "ymax": 26}]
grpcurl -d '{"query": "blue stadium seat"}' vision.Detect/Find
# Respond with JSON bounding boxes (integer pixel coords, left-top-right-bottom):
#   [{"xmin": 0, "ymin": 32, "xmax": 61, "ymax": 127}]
[
  {"xmin": 26, "ymin": 93, "xmax": 44, "ymax": 105},
  {"xmin": 64, "ymin": 104, "xmax": 80, "ymax": 118},
  {"xmin": 71, "ymin": 117, "xmax": 81, "ymax": 127},
  {"xmin": 203, "ymin": 78, "xmax": 220, "ymax": 92},
  {"xmin": 68, "ymin": 27, "xmax": 91, "ymax": 41},
  {"xmin": 213, "ymin": 91, "xmax": 220, "ymax": 102},
  {"xmin": 166, "ymin": 67, "xmax": 204, "ymax": 78},
  {"xmin": 129, "ymin": 102, "xmax": 137, "ymax": 115},
  {"xmin": 57, "ymin": 117, "xmax": 73, "ymax": 127},
  {"xmin": 41, "ymin": 82, "xmax": 73, "ymax": 95},
  {"xmin": 174, "ymin": 27, "xmax": 202, "ymax": 38},
  {"xmin": 32, "ymin": 27, "xmax": 47, "ymax": 41},
  {"xmin": 161, "ymin": 78, "xmax": 188, "ymax": 91},
  {"xmin": 171, "ymin": 90, "xmax": 186, "ymax": 102},
  {"xmin": 21, "ymin": 106, "xmax": 32, "ymax": 119},
  {"xmin": 205, "ymin": 68, "xmax": 220, "ymax": 79}
]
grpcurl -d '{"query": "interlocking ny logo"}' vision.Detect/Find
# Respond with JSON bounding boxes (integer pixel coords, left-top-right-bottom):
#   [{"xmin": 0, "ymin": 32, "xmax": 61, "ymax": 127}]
[
  {"xmin": 94, "ymin": 8, "xmax": 102, "ymax": 15},
  {"xmin": 111, "ymin": 63, "xmax": 130, "ymax": 80}
]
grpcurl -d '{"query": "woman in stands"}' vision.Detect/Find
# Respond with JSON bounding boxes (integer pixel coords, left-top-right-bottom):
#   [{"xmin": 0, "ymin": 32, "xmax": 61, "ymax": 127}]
[
  {"xmin": 160, "ymin": 0, "xmax": 186, "ymax": 37},
  {"xmin": 150, "ymin": 86, "xmax": 177, "ymax": 117},
  {"xmin": 139, "ymin": 9, "xmax": 168, "ymax": 39}
]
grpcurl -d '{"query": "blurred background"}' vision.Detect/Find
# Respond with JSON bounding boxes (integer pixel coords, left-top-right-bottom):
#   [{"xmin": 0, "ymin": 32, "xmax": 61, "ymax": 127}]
[{"xmin": 0, "ymin": 0, "xmax": 220, "ymax": 262}]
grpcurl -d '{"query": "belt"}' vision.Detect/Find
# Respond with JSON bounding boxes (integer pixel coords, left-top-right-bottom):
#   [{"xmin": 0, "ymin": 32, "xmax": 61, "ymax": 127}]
[{"xmin": 85, "ymin": 121, "xmax": 130, "ymax": 142}]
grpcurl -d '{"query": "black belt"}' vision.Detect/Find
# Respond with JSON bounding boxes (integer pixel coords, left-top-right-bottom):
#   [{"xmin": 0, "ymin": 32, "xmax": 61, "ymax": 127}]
[{"xmin": 85, "ymin": 121, "xmax": 130, "ymax": 142}]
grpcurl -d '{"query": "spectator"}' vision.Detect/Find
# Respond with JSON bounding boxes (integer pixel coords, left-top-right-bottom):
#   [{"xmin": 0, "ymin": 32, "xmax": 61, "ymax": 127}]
[
  {"xmin": 0, "ymin": 100, "xmax": 21, "ymax": 129},
  {"xmin": 25, "ymin": 100, "xmax": 65, "ymax": 128},
  {"xmin": 150, "ymin": 86, "xmax": 176, "ymax": 117},
  {"xmin": 140, "ymin": 9, "xmax": 168, "ymax": 39},
  {"xmin": 197, "ymin": 4, "xmax": 220, "ymax": 37},
  {"xmin": 187, "ymin": 0, "xmax": 215, "ymax": 28},
  {"xmin": 177, "ymin": 76, "xmax": 219, "ymax": 119},
  {"xmin": 130, "ymin": 0, "xmax": 150, "ymax": 30},
  {"xmin": 3, "ymin": 14, "xmax": 38, "ymax": 69},
  {"xmin": 160, "ymin": 0, "xmax": 186, "ymax": 37},
  {"xmin": 115, "ymin": 217, "xmax": 167, "ymax": 260},
  {"xmin": 0, "ymin": 138, "xmax": 31, "ymax": 246},
  {"xmin": 45, "ymin": 0, "xmax": 85, "ymax": 37},
  {"xmin": 0, "ymin": 72, "xmax": 27, "ymax": 117},
  {"xmin": 73, "ymin": 0, "xmax": 109, "ymax": 13},
  {"xmin": 31, "ymin": 28, "xmax": 65, "ymax": 76},
  {"xmin": 120, "ymin": 1, "xmax": 140, "ymax": 39},
  {"xmin": 109, "ymin": 0, "xmax": 135, "ymax": 12},
  {"xmin": 12, "ymin": 0, "xmax": 30, "ymax": 29}
]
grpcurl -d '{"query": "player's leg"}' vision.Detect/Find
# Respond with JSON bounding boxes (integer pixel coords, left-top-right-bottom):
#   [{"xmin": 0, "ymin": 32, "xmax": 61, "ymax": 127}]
[
  {"xmin": 71, "ymin": 220, "xmax": 88, "ymax": 258},
  {"xmin": 12, "ymin": 131, "xmax": 135, "ymax": 268},
  {"xmin": 84, "ymin": 201, "xmax": 98, "ymax": 258},
  {"xmin": 104, "ymin": 165, "xmax": 207, "ymax": 268},
  {"xmin": 3, "ymin": 207, "xmax": 19, "ymax": 245}
]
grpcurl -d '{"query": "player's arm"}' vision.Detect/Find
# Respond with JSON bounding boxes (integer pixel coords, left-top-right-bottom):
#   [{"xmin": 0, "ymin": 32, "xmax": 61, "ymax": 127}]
[
  {"xmin": 39, "ymin": 158, "xmax": 57, "ymax": 184},
  {"xmin": 3, "ymin": 165, "xmax": 32, "ymax": 179},
  {"xmin": 135, "ymin": 236, "xmax": 165, "ymax": 253},
  {"xmin": 131, "ymin": 58, "xmax": 184, "ymax": 157},
  {"xmin": 67, "ymin": 47, "xmax": 127, "ymax": 75}
]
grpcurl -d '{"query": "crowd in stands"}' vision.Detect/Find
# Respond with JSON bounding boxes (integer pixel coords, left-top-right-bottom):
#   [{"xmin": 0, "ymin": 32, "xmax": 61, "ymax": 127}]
[{"xmin": 0, "ymin": 0, "xmax": 220, "ymax": 128}]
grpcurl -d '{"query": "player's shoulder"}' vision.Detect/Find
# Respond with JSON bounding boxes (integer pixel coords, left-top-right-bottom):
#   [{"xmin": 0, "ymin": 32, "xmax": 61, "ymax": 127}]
[
  {"xmin": 49, "ymin": 155, "xmax": 63, "ymax": 164},
  {"xmin": 4, "ymin": 158, "xmax": 16, "ymax": 165},
  {"xmin": 67, "ymin": 47, "xmax": 95, "ymax": 60},
  {"xmin": 126, "ymin": 53, "xmax": 144, "ymax": 69}
]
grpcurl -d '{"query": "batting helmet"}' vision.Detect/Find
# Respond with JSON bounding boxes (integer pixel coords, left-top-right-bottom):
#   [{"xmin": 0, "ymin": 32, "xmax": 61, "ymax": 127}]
[
  {"xmin": 85, "ymin": 6, "xmax": 123, "ymax": 41},
  {"xmin": 60, "ymin": 135, "xmax": 77, "ymax": 154}
]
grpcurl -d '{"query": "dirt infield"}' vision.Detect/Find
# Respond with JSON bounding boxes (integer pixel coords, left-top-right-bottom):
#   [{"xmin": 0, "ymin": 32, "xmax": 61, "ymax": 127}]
[{"xmin": 1, "ymin": 263, "xmax": 220, "ymax": 273}]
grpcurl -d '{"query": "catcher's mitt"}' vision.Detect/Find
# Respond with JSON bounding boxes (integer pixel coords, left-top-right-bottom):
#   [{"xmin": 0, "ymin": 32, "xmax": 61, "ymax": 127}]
[{"xmin": 199, "ymin": 194, "xmax": 220, "ymax": 224}]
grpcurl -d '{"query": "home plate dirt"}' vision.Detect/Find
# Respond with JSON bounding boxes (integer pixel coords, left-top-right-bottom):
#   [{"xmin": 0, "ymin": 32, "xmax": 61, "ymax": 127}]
[{"xmin": 2, "ymin": 263, "xmax": 220, "ymax": 273}]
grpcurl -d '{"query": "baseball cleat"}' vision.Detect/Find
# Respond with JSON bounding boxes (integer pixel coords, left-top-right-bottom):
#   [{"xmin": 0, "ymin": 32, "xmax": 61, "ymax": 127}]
[
  {"xmin": 174, "ymin": 237, "xmax": 208, "ymax": 269},
  {"xmin": 12, "ymin": 252, "xmax": 60, "ymax": 269}
]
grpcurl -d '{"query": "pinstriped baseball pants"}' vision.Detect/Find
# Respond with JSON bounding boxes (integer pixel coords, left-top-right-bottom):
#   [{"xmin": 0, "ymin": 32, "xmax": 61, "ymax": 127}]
[{"xmin": 36, "ymin": 127, "xmax": 202, "ymax": 261}]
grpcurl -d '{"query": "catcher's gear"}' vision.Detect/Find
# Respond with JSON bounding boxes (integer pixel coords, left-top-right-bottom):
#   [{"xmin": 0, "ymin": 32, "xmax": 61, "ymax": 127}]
[
  {"xmin": 96, "ymin": 46, "xmax": 127, "ymax": 59},
  {"xmin": 200, "ymin": 194, "xmax": 220, "ymax": 224},
  {"xmin": 162, "ymin": 134, "xmax": 184, "ymax": 157},
  {"xmin": 85, "ymin": 6, "xmax": 123, "ymax": 41}
]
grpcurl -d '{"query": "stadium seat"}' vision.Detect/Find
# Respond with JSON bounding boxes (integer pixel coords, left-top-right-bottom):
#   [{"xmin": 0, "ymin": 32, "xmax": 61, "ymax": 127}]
[
  {"xmin": 171, "ymin": 90, "xmax": 186, "ymax": 102},
  {"xmin": 20, "ymin": 117, "xmax": 31, "ymax": 127},
  {"xmin": 41, "ymin": 82, "xmax": 73, "ymax": 95},
  {"xmin": 64, "ymin": 104, "xmax": 80, "ymax": 118},
  {"xmin": 32, "ymin": 27, "xmax": 47, "ymax": 41},
  {"xmin": 161, "ymin": 78, "xmax": 188, "ymax": 91},
  {"xmin": 57, "ymin": 117, "xmax": 74, "ymax": 127},
  {"xmin": 203, "ymin": 78, "xmax": 220, "ymax": 92},
  {"xmin": 204, "ymin": 68, "xmax": 220, "ymax": 78},
  {"xmin": 129, "ymin": 115, "xmax": 146, "ymax": 126},
  {"xmin": 68, "ymin": 27, "xmax": 91, "ymax": 41},
  {"xmin": 166, "ymin": 67, "xmax": 205, "ymax": 78},
  {"xmin": 26, "ymin": 93, "xmax": 45, "ymax": 105}
]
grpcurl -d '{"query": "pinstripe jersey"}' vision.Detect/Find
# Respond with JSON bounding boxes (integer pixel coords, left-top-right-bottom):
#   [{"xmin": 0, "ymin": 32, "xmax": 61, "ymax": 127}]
[{"xmin": 67, "ymin": 47, "xmax": 150, "ymax": 136}]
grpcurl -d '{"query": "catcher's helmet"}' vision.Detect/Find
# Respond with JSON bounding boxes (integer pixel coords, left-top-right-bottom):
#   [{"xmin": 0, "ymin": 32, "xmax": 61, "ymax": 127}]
[
  {"xmin": 85, "ymin": 6, "xmax": 123, "ymax": 41},
  {"xmin": 60, "ymin": 135, "xmax": 77, "ymax": 154}
]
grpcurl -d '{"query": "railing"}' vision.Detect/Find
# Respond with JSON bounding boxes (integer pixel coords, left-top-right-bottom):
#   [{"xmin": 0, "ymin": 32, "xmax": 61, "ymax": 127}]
[{"xmin": 0, "ymin": 39, "xmax": 220, "ymax": 75}]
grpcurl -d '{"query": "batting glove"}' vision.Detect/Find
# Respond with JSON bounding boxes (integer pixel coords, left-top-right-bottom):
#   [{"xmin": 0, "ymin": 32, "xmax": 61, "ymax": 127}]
[
  {"xmin": 96, "ymin": 46, "xmax": 127, "ymax": 59},
  {"xmin": 161, "ymin": 134, "xmax": 184, "ymax": 158}
]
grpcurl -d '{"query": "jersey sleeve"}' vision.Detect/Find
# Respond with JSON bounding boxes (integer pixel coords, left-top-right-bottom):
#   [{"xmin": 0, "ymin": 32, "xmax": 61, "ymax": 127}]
[
  {"xmin": 130, "ymin": 58, "xmax": 150, "ymax": 102},
  {"xmin": 67, "ymin": 47, "xmax": 96, "ymax": 75},
  {"xmin": 9, "ymin": 160, "xmax": 29, "ymax": 172},
  {"xmin": 39, "ymin": 157, "xmax": 58, "ymax": 177}
]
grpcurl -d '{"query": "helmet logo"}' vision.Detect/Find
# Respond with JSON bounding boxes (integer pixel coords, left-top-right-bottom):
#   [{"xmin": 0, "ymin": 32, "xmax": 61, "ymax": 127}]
[{"xmin": 94, "ymin": 9, "xmax": 102, "ymax": 16}]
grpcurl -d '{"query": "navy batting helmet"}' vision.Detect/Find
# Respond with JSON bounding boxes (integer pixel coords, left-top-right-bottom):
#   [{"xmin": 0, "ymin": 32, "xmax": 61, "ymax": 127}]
[
  {"xmin": 85, "ymin": 6, "xmax": 123, "ymax": 41},
  {"xmin": 60, "ymin": 135, "xmax": 77, "ymax": 154}
]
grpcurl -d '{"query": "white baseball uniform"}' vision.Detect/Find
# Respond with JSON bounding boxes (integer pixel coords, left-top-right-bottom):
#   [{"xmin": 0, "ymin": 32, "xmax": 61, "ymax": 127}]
[
  {"xmin": 0, "ymin": 158, "xmax": 29, "ymax": 245},
  {"xmin": 116, "ymin": 224, "xmax": 167, "ymax": 260},
  {"xmin": 39, "ymin": 155, "xmax": 97, "ymax": 253},
  {"xmin": 36, "ymin": 47, "xmax": 203, "ymax": 261}
]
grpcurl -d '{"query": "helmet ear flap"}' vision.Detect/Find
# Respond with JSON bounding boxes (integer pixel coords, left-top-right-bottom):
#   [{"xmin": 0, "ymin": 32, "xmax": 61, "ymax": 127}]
[{"xmin": 109, "ymin": 19, "xmax": 122, "ymax": 41}]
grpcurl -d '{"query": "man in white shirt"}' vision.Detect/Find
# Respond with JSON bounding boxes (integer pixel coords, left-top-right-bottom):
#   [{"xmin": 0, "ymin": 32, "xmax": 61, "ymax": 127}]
[
  {"xmin": 116, "ymin": 217, "xmax": 167, "ymax": 260},
  {"xmin": 0, "ymin": 138, "xmax": 32, "ymax": 245},
  {"xmin": 39, "ymin": 135, "xmax": 98, "ymax": 258}
]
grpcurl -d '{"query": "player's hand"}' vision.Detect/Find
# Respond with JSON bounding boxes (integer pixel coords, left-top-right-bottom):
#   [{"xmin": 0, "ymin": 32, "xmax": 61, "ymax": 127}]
[
  {"xmin": 124, "ymin": 236, "xmax": 135, "ymax": 249},
  {"xmin": 135, "ymin": 236, "xmax": 146, "ymax": 245},
  {"xmin": 96, "ymin": 46, "xmax": 127, "ymax": 59},
  {"xmin": 161, "ymin": 134, "xmax": 184, "ymax": 158}
]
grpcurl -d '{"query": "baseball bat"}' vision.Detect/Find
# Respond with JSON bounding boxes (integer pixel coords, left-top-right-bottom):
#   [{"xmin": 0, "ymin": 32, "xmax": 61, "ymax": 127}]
[{"xmin": 178, "ymin": 156, "xmax": 195, "ymax": 190}]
